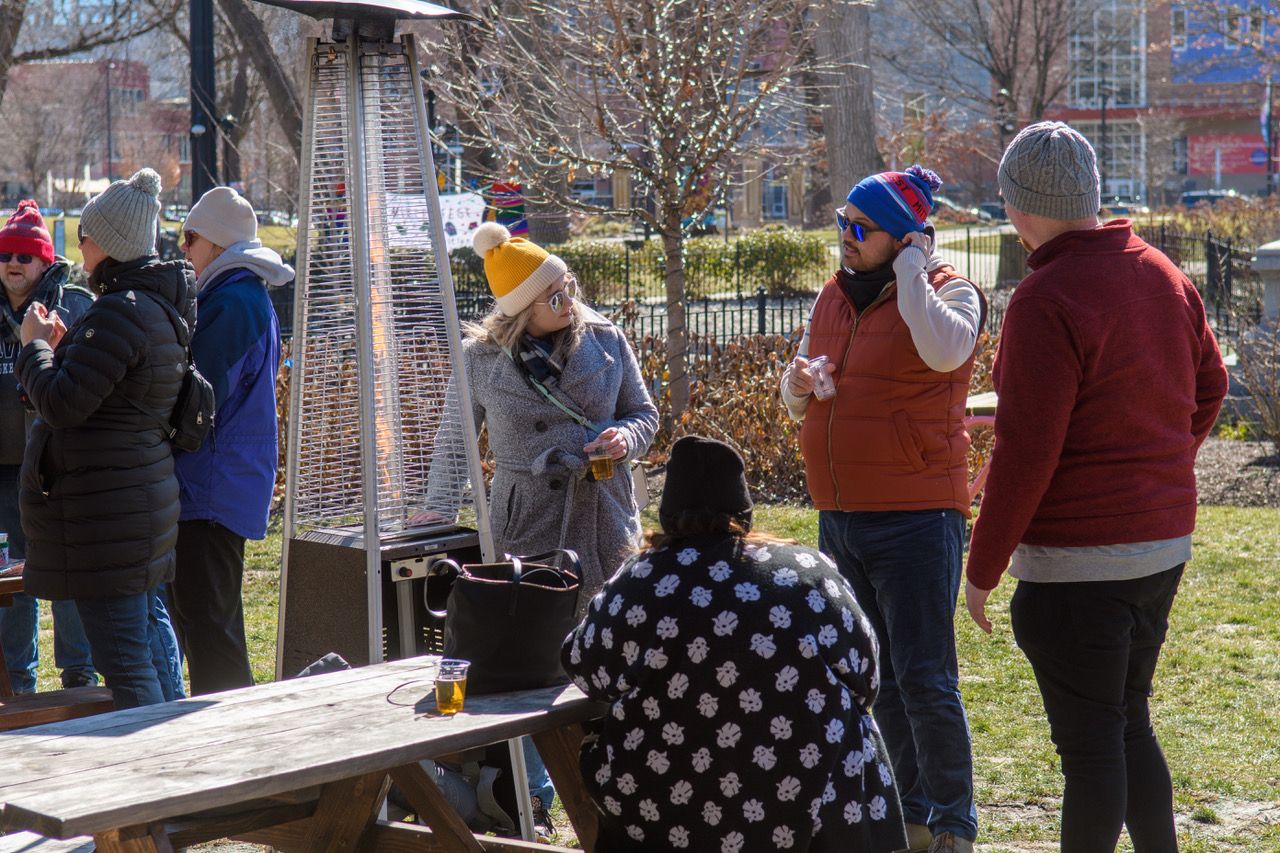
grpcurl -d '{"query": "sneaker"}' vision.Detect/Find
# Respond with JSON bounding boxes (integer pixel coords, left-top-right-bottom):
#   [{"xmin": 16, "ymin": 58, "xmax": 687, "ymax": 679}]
[
  {"xmin": 928, "ymin": 832, "xmax": 974, "ymax": 853},
  {"xmin": 531, "ymin": 795, "xmax": 556, "ymax": 842},
  {"xmin": 896, "ymin": 823, "xmax": 932, "ymax": 852}
]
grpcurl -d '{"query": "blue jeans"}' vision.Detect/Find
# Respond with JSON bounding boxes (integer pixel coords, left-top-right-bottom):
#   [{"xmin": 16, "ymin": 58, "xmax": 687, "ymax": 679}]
[
  {"xmin": 0, "ymin": 594, "xmax": 97, "ymax": 693},
  {"xmin": 524, "ymin": 736, "xmax": 555, "ymax": 809},
  {"xmin": 819, "ymin": 509, "xmax": 977, "ymax": 841},
  {"xmin": 150, "ymin": 587, "xmax": 185, "ymax": 701},
  {"xmin": 0, "ymin": 463, "xmax": 96, "ymax": 692},
  {"xmin": 75, "ymin": 588, "xmax": 183, "ymax": 709}
]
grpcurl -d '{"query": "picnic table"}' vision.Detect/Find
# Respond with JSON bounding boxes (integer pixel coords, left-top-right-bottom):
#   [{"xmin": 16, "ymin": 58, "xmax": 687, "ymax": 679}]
[
  {"xmin": 965, "ymin": 391, "xmax": 998, "ymax": 500},
  {"xmin": 0, "ymin": 655, "xmax": 606, "ymax": 852},
  {"xmin": 0, "ymin": 564, "xmax": 115, "ymax": 729}
]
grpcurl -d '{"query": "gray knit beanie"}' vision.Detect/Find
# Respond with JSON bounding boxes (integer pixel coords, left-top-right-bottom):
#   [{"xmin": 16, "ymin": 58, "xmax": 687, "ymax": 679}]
[
  {"xmin": 80, "ymin": 168, "xmax": 162, "ymax": 262},
  {"xmin": 998, "ymin": 121, "xmax": 1100, "ymax": 221}
]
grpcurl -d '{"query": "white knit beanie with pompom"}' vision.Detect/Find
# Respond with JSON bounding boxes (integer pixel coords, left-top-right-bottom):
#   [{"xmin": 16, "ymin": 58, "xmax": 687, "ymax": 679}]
[
  {"xmin": 472, "ymin": 221, "xmax": 567, "ymax": 317},
  {"xmin": 80, "ymin": 168, "xmax": 163, "ymax": 262}
]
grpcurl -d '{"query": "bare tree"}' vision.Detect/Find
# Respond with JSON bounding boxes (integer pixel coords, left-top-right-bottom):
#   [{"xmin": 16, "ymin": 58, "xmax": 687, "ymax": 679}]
[
  {"xmin": 882, "ymin": 0, "xmax": 1130, "ymax": 132},
  {"xmin": 430, "ymin": 0, "xmax": 829, "ymax": 419},
  {"xmin": 0, "ymin": 0, "xmax": 182, "ymax": 106},
  {"xmin": 0, "ymin": 66, "xmax": 102, "ymax": 200},
  {"xmin": 814, "ymin": 0, "xmax": 880, "ymax": 205}
]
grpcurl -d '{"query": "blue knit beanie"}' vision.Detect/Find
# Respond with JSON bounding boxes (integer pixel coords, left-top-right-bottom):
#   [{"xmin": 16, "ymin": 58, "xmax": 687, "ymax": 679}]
[{"xmin": 846, "ymin": 164, "xmax": 943, "ymax": 239}]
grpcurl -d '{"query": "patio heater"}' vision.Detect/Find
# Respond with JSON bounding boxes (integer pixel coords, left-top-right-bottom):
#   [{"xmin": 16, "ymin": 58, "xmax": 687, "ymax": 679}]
[{"xmin": 254, "ymin": 0, "xmax": 495, "ymax": 680}]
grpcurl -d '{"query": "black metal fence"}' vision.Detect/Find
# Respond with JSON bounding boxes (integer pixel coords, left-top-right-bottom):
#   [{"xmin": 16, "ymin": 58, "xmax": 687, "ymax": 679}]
[{"xmin": 271, "ymin": 223, "xmax": 1262, "ymax": 343}]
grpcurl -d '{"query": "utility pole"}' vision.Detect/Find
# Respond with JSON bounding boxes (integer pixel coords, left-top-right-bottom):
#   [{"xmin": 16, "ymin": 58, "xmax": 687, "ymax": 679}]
[
  {"xmin": 1266, "ymin": 71, "xmax": 1275, "ymax": 196},
  {"xmin": 190, "ymin": 0, "xmax": 218, "ymax": 203},
  {"xmin": 104, "ymin": 60, "xmax": 115, "ymax": 182}
]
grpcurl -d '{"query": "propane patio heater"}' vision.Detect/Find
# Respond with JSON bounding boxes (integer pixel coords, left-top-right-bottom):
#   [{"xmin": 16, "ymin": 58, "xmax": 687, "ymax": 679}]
[{"xmin": 256, "ymin": 0, "xmax": 495, "ymax": 681}]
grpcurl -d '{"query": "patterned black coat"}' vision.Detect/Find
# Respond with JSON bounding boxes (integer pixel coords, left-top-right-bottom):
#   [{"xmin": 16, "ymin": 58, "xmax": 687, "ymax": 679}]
[
  {"xmin": 563, "ymin": 536, "xmax": 906, "ymax": 853},
  {"xmin": 18, "ymin": 256, "xmax": 196, "ymax": 600}
]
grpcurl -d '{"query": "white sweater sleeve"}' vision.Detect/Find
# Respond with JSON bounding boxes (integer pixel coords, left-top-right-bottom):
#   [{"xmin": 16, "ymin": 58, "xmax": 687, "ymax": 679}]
[
  {"xmin": 892, "ymin": 244, "xmax": 982, "ymax": 372},
  {"xmin": 779, "ymin": 299, "xmax": 817, "ymax": 420}
]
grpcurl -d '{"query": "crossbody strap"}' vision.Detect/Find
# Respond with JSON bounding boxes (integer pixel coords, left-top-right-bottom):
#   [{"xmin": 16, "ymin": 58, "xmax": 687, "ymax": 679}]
[
  {"xmin": 506, "ymin": 345, "xmax": 602, "ymax": 434},
  {"xmin": 121, "ymin": 290, "xmax": 193, "ymax": 435}
]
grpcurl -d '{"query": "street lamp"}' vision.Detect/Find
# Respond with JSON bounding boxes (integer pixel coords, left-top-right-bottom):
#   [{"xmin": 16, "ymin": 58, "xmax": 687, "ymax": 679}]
[
  {"xmin": 104, "ymin": 60, "xmax": 117, "ymax": 182},
  {"xmin": 1098, "ymin": 82, "xmax": 1118, "ymax": 203},
  {"xmin": 995, "ymin": 88, "xmax": 1016, "ymax": 151}
]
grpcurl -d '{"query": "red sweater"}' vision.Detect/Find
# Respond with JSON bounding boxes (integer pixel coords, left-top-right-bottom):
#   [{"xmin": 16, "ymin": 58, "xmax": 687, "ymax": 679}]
[{"xmin": 966, "ymin": 220, "xmax": 1228, "ymax": 590}]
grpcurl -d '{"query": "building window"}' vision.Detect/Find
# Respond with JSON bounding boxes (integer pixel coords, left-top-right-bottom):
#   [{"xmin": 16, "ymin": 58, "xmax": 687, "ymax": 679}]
[
  {"xmin": 1068, "ymin": 1, "xmax": 1146, "ymax": 109},
  {"xmin": 1171, "ymin": 6, "xmax": 1186, "ymax": 50},
  {"xmin": 1173, "ymin": 136, "xmax": 1188, "ymax": 176},
  {"xmin": 763, "ymin": 176, "xmax": 787, "ymax": 220}
]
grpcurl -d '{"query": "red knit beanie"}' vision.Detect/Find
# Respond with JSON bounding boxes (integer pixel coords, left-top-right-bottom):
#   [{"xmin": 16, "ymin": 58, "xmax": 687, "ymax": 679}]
[{"xmin": 0, "ymin": 200, "xmax": 55, "ymax": 264}]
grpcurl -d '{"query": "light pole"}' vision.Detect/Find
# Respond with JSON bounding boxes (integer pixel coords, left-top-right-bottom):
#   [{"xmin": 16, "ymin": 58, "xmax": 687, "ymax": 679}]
[
  {"xmin": 190, "ymin": 0, "xmax": 218, "ymax": 202},
  {"xmin": 104, "ymin": 60, "xmax": 116, "ymax": 182}
]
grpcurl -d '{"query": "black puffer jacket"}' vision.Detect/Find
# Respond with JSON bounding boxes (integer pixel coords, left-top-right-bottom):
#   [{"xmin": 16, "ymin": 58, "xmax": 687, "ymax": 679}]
[{"xmin": 17, "ymin": 256, "xmax": 196, "ymax": 600}]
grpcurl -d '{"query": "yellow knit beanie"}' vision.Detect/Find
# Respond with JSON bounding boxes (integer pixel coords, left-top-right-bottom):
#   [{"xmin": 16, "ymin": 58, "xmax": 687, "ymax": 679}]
[{"xmin": 472, "ymin": 222, "xmax": 567, "ymax": 317}]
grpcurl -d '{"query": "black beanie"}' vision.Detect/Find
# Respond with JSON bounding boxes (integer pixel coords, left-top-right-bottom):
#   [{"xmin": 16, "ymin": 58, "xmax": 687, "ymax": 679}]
[{"xmin": 659, "ymin": 435, "xmax": 754, "ymax": 533}]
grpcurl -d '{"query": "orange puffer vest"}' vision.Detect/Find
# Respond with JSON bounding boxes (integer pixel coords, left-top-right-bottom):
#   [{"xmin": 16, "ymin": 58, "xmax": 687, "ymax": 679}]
[{"xmin": 799, "ymin": 266, "xmax": 978, "ymax": 516}]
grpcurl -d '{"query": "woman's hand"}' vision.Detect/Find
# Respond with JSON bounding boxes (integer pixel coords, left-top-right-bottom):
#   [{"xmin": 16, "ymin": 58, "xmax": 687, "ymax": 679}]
[
  {"xmin": 21, "ymin": 302, "xmax": 65, "ymax": 347},
  {"xmin": 585, "ymin": 427, "xmax": 628, "ymax": 461}
]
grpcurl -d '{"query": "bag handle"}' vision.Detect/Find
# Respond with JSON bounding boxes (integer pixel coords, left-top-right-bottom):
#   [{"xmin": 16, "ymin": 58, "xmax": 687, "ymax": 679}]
[
  {"xmin": 423, "ymin": 558, "xmax": 461, "ymax": 619},
  {"xmin": 505, "ymin": 556, "xmax": 523, "ymax": 616}
]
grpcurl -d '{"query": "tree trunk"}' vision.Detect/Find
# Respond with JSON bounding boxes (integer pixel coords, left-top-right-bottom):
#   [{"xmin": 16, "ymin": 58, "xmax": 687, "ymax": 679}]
[
  {"xmin": 0, "ymin": 0, "xmax": 28, "ymax": 107},
  {"xmin": 217, "ymin": 0, "xmax": 302, "ymax": 161},
  {"xmin": 221, "ymin": 56, "xmax": 250, "ymax": 186},
  {"xmin": 661, "ymin": 216, "xmax": 690, "ymax": 420},
  {"xmin": 817, "ymin": 0, "xmax": 879, "ymax": 201}
]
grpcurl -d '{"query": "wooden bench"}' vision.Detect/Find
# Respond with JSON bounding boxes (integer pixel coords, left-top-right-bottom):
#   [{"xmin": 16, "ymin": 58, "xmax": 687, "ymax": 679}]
[
  {"xmin": 0, "ymin": 655, "xmax": 605, "ymax": 852},
  {"xmin": 0, "ymin": 688, "xmax": 116, "ymax": 733}
]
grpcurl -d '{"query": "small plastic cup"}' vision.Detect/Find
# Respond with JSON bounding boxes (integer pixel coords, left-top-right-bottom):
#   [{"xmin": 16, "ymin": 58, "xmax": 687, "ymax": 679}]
[
  {"xmin": 808, "ymin": 356, "xmax": 836, "ymax": 401},
  {"xmin": 435, "ymin": 659, "xmax": 471, "ymax": 715},
  {"xmin": 589, "ymin": 449, "xmax": 615, "ymax": 481}
]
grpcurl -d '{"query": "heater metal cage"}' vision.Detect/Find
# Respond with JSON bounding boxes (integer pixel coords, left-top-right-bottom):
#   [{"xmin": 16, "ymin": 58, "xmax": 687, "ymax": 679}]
[{"xmin": 277, "ymin": 32, "xmax": 493, "ymax": 679}]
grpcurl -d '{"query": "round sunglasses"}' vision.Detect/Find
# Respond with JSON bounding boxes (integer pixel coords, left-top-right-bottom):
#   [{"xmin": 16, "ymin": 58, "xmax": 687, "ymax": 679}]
[
  {"xmin": 534, "ymin": 278, "xmax": 579, "ymax": 313},
  {"xmin": 0, "ymin": 253, "xmax": 35, "ymax": 264},
  {"xmin": 835, "ymin": 209, "xmax": 883, "ymax": 242}
]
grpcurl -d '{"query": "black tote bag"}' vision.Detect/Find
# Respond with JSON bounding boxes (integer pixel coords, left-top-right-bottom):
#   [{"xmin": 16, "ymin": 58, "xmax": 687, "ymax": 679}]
[{"xmin": 427, "ymin": 549, "xmax": 582, "ymax": 695}]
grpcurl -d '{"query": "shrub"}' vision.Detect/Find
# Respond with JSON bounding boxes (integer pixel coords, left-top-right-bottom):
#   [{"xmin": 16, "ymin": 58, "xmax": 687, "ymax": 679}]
[{"xmin": 1232, "ymin": 316, "xmax": 1280, "ymax": 454}]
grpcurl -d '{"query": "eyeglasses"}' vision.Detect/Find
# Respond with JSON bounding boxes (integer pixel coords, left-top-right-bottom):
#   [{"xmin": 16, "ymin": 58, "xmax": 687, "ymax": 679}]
[
  {"xmin": 534, "ymin": 278, "xmax": 579, "ymax": 313},
  {"xmin": 0, "ymin": 253, "xmax": 34, "ymax": 264},
  {"xmin": 77, "ymin": 225, "xmax": 85, "ymax": 246},
  {"xmin": 835, "ymin": 209, "xmax": 881, "ymax": 242},
  {"xmin": 182, "ymin": 231, "xmax": 200, "ymax": 249}
]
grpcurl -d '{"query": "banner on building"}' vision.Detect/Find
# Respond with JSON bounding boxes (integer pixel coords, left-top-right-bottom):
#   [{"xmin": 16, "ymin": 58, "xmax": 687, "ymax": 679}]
[{"xmin": 1187, "ymin": 133, "xmax": 1269, "ymax": 175}]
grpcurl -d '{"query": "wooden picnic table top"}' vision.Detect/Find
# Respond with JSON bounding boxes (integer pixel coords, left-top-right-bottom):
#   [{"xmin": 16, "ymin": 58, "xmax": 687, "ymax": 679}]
[
  {"xmin": 965, "ymin": 391, "xmax": 998, "ymax": 416},
  {"xmin": 0, "ymin": 655, "xmax": 605, "ymax": 843}
]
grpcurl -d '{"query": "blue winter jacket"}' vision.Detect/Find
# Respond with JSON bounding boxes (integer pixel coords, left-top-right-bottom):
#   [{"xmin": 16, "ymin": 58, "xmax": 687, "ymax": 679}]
[{"xmin": 174, "ymin": 267, "xmax": 282, "ymax": 540}]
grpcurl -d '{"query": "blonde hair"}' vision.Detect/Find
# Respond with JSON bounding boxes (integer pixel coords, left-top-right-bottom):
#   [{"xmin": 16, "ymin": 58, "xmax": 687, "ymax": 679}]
[{"xmin": 465, "ymin": 272, "xmax": 585, "ymax": 362}]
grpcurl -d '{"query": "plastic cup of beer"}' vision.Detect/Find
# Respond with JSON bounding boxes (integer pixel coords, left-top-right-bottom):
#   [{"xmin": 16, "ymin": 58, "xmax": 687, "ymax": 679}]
[
  {"xmin": 435, "ymin": 659, "xmax": 470, "ymax": 715},
  {"xmin": 589, "ymin": 449, "xmax": 615, "ymax": 481},
  {"xmin": 808, "ymin": 355, "xmax": 836, "ymax": 401}
]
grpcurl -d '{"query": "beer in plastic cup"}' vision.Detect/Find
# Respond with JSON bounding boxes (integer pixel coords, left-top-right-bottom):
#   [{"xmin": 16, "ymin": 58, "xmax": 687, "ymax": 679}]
[{"xmin": 435, "ymin": 659, "xmax": 470, "ymax": 715}]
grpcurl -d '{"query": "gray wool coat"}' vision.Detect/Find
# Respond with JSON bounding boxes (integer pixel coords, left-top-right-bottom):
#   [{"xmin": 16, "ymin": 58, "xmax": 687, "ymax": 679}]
[{"xmin": 428, "ymin": 309, "xmax": 658, "ymax": 607}]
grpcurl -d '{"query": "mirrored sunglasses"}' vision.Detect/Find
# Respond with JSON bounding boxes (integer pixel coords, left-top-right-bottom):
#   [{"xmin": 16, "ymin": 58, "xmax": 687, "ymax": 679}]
[
  {"xmin": 0, "ymin": 253, "xmax": 35, "ymax": 264},
  {"xmin": 834, "ymin": 209, "xmax": 875, "ymax": 242},
  {"xmin": 536, "ymin": 279, "xmax": 579, "ymax": 313}
]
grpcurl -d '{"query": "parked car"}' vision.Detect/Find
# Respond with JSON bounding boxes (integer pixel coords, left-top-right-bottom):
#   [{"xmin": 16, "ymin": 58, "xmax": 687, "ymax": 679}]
[
  {"xmin": 977, "ymin": 202, "xmax": 1007, "ymax": 222},
  {"xmin": 1179, "ymin": 189, "xmax": 1240, "ymax": 208},
  {"xmin": 932, "ymin": 195, "xmax": 988, "ymax": 224},
  {"xmin": 1102, "ymin": 196, "xmax": 1151, "ymax": 217}
]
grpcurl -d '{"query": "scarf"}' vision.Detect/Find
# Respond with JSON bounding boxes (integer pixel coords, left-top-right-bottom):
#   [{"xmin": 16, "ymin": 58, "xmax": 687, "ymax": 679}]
[
  {"xmin": 837, "ymin": 263, "xmax": 897, "ymax": 313},
  {"xmin": 515, "ymin": 333, "xmax": 564, "ymax": 384}
]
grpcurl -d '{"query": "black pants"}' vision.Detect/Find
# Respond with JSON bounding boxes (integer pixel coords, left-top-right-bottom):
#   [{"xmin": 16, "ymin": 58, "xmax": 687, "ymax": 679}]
[
  {"xmin": 1010, "ymin": 565, "xmax": 1184, "ymax": 853},
  {"xmin": 169, "ymin": 520, "xmax": 254, "ymax": 695}
]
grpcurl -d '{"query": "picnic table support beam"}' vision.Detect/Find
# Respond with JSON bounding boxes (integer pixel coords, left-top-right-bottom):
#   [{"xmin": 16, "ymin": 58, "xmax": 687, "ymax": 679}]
[
  {"xmin": 302, "ymin": 770, "xmax": 391, "ymax": 852},
  {"xmin": 532, "ymin": 723, "xmax": 598, "ymax": 852},
  {"xmin": 389, "ymin": 762, "xmax": 485, "ymax": 853},
  {"xmin": 93, "ymin": 822, "xmax": 173, "ymax": 853}
]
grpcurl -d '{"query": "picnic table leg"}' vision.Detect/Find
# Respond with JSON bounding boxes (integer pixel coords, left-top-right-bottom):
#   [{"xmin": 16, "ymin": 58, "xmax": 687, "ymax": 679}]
[
  {"xmin": 302, "ymin": 770, "xmax": 391, "ymax": 852},
  {"xmin": 532, "ymin": 723, "xmax": 599, "ymax": 852},
  {"xmin": 389, "ymin": 762, "xmax": 484, "ymax": 853},
  {"xmin": 93, "ymin": 822, "xmax": 174, "ymax": 852}
]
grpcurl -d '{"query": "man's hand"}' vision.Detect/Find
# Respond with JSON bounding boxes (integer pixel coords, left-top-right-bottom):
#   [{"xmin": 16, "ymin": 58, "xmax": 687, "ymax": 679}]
[
  {"xmin": 892, "ymin": 232, "xmax": 931, "ymax": 282},
  {"xmin": 20, "ymin": 302, "xmax": 64, "ymax": 347},
  {"xmin": 585, "ymin": 427, "xmax": 628, "ymax": 461},
  {"xmin": 965, "ymin": 579, "xmax": 993, "ymax": 634},
  {"xmin": 785, "ymin": 356, "xmax": 832, "ymax": 398}
]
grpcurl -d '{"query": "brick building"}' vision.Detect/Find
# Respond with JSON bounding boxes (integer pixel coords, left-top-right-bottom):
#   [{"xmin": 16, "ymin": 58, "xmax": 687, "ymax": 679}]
[
  {"xmin": 1, "ymin": 59, "xmax": 190, "ymax": 207},
  {"xmin": 1046, "ymin": 0, "xmax": 1274, "ymax": 206}
]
